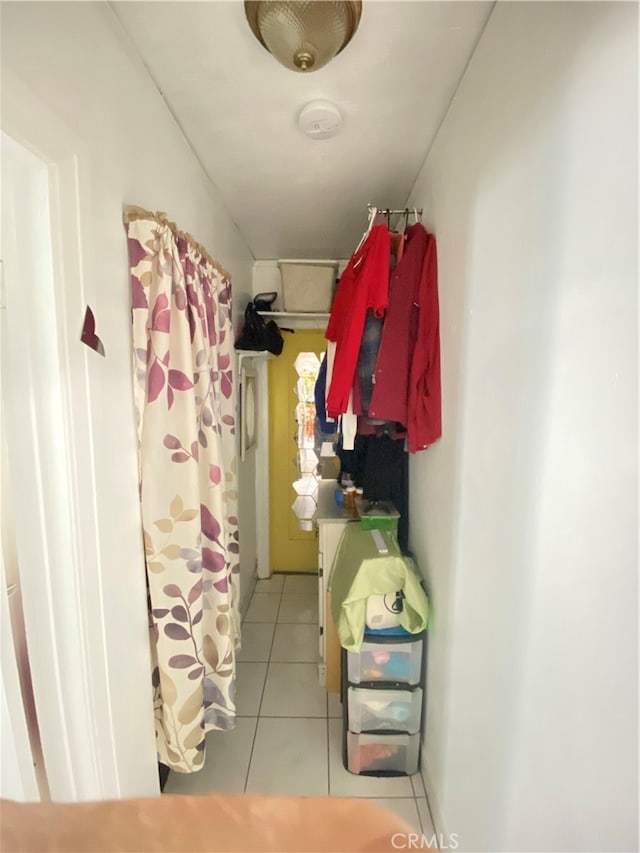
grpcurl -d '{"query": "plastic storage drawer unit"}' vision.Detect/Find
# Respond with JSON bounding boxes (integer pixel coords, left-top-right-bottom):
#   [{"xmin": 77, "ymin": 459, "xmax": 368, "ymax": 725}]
[
  {"xmin": 347, "ymin": 635, "xmax": 423, "ymax": 686},
  {"xmin": 347, "ymin": 686, "xmax": 423, "ymax": 734},
  {"xmin": 346, "ymin": 731, "xmax": 420, "ymax": 776}
]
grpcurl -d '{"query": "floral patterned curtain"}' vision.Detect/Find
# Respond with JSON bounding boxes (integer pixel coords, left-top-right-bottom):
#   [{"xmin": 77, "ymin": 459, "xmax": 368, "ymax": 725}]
[{"xmin": 124, "ymin": 206, "xmax": 239, "ymax": 773}]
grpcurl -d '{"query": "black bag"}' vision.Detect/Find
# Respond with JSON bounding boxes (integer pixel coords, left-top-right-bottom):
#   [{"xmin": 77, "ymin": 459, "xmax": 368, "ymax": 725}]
[
  {"xmin": 253, "ymin": 291, "xmax": 278, "ymax": 311},
  {"xmin": 235, "ymin": 301, "xmax": 284, "ymax": 356}
]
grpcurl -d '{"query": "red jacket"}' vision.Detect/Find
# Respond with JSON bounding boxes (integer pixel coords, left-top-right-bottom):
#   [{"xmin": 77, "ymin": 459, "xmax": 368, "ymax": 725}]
[{"xmin": 325, "ymin": 225, "xmax": 391, "ymax": 418}]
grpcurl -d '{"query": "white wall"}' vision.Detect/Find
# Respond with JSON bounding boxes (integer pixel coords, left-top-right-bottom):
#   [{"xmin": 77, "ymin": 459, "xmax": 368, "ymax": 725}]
[
  {"xmin": 1, "ymin": 1, "xmax": 254, "ymax": 798},
  {"xmin": 406, "ymin": 2, "xmax": 638, "ymax": 851}
]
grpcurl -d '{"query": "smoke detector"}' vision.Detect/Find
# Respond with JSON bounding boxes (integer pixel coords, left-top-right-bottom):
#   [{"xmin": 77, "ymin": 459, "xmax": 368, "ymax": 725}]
[{"xmin": 297, "ymin": 100, "xmax": 343, "ymax": 140}]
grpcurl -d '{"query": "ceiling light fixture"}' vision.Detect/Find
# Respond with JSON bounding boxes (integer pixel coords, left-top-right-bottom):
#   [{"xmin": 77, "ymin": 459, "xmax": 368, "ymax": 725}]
[{"xmin": 244, "ymin": 1, "xmax": 362, "ymax": 73}]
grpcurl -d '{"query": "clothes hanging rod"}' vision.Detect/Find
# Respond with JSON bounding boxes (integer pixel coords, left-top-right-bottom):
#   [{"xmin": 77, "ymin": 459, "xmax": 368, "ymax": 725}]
[{"xmin": 367, "ymin": 205, "xmax": 423, "ymax": 216}]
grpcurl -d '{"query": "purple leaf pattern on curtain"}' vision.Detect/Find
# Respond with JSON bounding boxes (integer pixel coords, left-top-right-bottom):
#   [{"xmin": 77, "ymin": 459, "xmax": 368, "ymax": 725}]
[{"xmin": 126, "ymin": 210, "xmax": 239, "ymax": 773}]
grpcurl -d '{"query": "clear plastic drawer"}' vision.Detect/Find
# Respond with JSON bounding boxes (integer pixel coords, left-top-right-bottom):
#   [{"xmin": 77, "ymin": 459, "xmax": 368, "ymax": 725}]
[
  {"xmin": 347, "ymin": 686, "xmax": 422, "ymax": 734},
  {"xmin": 346, "ymin": 731, "xmax": 420, "ymax": 776},
  {"xmin": 347, "ymin": 636, "xmax": 423, "ymax": 685}
]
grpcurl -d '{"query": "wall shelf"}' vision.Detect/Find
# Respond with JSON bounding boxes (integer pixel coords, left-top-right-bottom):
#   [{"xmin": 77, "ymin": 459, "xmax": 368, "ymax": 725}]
[
  {"xmin": 235, "ymin": 349, "xmax": 275, "ymax": 360},
  {"xmin": 257, "ymin": 311, "xmax": 329, "ymax": 330},
  {"xmin": 257, "ymin": 311, "xmax": 330, "ymax": 320}
]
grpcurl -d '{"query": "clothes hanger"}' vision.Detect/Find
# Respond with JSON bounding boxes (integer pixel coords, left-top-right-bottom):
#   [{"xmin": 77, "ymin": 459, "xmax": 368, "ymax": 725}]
[{"xmin": 354, "ymin": 205, "xmax": 377, "ymax": 255}]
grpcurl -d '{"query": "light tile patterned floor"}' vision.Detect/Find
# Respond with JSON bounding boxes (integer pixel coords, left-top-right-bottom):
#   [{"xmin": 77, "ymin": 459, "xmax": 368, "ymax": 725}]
[{"xmin": 164, "ymin": 574, "xmax": 436, "ymax": 836}]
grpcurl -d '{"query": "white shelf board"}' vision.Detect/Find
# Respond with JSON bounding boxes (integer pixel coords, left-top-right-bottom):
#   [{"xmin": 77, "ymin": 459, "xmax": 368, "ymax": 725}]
[
  {"xmin": 235, "ymin": 349, "xmax": 275, "ymax": 360},
  {"xmin": 277, "ymin": 259, "xmax": 339, "ymax": 268},
  {"xmin": 257, "ymin": 311, "xmax": 330, "ymax": 320}
]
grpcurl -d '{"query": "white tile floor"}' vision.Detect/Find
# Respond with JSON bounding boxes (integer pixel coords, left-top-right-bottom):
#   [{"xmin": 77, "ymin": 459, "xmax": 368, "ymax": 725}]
[{"xmin": 164, "ymin": 573, "xmax": 436, "ymax": 835}]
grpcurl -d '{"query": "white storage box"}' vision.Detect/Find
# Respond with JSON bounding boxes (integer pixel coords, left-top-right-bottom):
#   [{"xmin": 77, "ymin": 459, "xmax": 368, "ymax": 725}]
[
  {"xmin": 279, "ymin": 261, "xmax": 337, "ymax": 313},
  {"xmin": 347, "ymin": 686, "xmax": 422, "ymax": 734},
  {"xmin": 346, "ymin": 731, "xmax": 420, "ymax": 775},
  {"xmin": 347, "ymin": 636, "xmax": 423, "ymax": 686}
]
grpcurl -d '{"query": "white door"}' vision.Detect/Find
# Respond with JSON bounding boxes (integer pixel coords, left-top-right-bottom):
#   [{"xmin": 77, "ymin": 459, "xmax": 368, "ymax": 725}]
[{"xmin": 1, "ymin": 70, "xmax": 158, "ymax": 801}]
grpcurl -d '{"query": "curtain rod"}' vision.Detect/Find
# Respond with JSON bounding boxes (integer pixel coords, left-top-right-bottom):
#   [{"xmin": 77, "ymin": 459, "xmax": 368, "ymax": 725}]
[{"xmin": 367, "ymin": 204, "xmax": 423, "ymax": 216}]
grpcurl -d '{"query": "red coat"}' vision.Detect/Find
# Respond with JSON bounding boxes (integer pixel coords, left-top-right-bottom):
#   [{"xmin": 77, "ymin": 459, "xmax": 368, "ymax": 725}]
[
  {"xmin": 407, "ymin": 233, "xmax": 441, "ymax": 452},
  {"xmin": 368, "ymin": 223, "xmax": 428, "ymax": 426}
]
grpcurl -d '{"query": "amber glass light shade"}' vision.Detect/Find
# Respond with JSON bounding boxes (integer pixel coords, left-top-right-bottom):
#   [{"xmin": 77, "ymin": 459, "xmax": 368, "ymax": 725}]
[{"xmin": 245, "ymin": 1, "xmax": 362, "ymax": 73}]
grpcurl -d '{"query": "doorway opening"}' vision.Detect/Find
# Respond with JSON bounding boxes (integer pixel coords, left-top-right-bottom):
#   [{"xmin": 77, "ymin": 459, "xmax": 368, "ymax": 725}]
[{"xmin": 268, "ymin": 328, "xmax": 327, "ymax": 573}]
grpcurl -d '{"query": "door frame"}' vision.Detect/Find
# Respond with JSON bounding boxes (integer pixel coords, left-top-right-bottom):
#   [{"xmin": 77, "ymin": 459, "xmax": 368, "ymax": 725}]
[
  {"xmin": 253, "ymin": 318, "xmax": 328, "ymax": 577},
  {"xmin": 1, "ymin": 70, "xmax": 154, "ymax": 801}
]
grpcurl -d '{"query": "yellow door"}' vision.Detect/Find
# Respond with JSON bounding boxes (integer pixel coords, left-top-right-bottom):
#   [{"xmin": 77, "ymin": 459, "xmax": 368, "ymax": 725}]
[{"xmin": 269, "ymin": 328, "xmax": 326, "ymax": 573}]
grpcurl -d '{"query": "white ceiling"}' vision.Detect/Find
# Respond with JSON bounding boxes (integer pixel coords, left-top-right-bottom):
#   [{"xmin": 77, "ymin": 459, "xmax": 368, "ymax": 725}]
[{"xmin": 112, "ymin": 1, "xmax": 493, "ymax": 259}]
